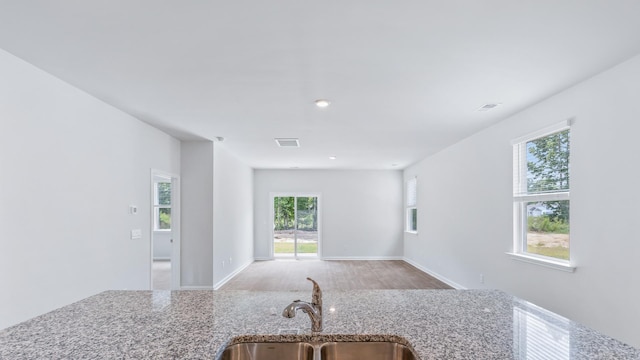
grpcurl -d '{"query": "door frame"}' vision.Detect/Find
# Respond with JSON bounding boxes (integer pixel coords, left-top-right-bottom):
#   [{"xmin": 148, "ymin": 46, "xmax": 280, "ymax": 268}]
[
  {"xmin": 150, "ymin": 169, "xmax": 181, "ymax": 290},
  {"xmin": 269, "ymin": 192, "xmax": 322, "ymax": 259}
]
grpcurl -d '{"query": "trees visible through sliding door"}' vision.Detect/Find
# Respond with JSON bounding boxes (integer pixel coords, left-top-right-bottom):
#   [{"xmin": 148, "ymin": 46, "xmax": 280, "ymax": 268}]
[{"xmin": 273, "ymin": 195, "xmax": 319, "ymax": 258}]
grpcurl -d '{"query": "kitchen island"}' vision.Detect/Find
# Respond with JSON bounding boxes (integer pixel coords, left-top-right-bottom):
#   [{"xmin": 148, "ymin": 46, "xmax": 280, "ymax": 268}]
[{"xmin": 1, "ymin": 289, "xmax": 638, "ymax": 359}]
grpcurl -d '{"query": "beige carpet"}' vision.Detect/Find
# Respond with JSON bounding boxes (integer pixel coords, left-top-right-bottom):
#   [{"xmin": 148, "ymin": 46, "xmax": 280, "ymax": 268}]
[{"xmin": 218, "ymin": 260, "xmax": 452, "ymax": 291}]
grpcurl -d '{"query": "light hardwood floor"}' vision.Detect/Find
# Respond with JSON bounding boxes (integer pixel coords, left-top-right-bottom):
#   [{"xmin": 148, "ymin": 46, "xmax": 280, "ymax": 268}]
[
  {"xmin": 152, "ymin": 260, "xmax": 171, "ymax": 290},
  {"xmin": 219, "ymin": 260, "xmax": 452, "ymax": 291}
]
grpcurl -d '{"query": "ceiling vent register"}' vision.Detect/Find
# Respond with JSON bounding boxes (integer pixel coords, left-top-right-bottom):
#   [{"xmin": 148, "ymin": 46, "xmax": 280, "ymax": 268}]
[{"xmin": 275, "ymin": 138, "xmax": 300, "ymax": 147}]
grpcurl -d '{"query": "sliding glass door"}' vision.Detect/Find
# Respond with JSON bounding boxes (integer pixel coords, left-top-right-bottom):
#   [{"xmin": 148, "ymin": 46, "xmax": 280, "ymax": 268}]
[{"xmin": 273, "ymin": 195, "xmax": 319, "ymax": 258}]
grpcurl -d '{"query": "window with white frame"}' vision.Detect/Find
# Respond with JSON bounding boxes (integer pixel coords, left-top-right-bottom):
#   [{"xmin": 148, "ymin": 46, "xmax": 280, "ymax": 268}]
[
  {"xmin": 154, "ymin": 181, "xmax": 172, "ymax": 231},
  {"xmin": 406, "ymin": 177, "xmax": 417, "ymax": 233},
  {"xmin": 512, "ymin": 121, "xmax": 570, "ymax": 263}
]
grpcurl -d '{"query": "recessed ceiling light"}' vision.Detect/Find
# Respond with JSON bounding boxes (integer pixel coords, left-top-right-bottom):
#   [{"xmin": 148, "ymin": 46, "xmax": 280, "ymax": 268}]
[
  {"xmin": 315, "ymin": 99, "xmax": 331, "ymax": 108},
  {"xmin": 329, "ymin": 156, "xmax": 337, "ymax": 160},
  {"xmin": 477, "ymin": 103, "xmax": 502, "ymax": 112}
]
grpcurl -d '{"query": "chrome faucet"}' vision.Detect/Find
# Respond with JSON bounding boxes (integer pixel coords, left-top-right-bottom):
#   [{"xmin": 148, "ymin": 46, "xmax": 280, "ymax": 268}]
[{"xmin": 282, "ymin": 277, "xmax": 323, "ymax": 332}]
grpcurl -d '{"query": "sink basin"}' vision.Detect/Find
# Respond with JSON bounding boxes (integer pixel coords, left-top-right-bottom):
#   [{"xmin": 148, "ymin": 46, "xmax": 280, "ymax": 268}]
[
  {"xmin": 320, "ymin": 342, "xmax": 417, "ymax": 360},
  {"xmin": 219, "ymin": 340, "xmax": 417, "ymax": 360},
  {"xmin": 219, "ymin": 342, "xmax": 314, "ymax": 360}
]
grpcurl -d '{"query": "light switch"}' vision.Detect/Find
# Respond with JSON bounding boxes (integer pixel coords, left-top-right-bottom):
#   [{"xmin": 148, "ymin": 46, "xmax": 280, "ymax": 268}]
[
  {"xmin": 129, "ymin": 205, "xmax": 138, "ymax": 215},
  {"xmin": 131, "ymin": 229, "xmax": 142, "ymax": 239}
]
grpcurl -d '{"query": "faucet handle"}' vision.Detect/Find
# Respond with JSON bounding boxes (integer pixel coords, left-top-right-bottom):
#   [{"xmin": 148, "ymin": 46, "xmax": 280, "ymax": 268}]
[{"xmin": 306, "ymin": 277, "xmax": 322, "ymax": 306}]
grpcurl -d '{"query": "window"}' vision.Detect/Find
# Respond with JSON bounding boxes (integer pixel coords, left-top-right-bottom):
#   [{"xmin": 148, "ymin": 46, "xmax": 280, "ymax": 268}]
[
  {"xmin": 406, "ymin": 177, "xmax": 417, "ymax": 233},
  {"xmin": 154, "ymin": 181, "xmax": 171, "ymax": 231},
  {"xmin": 512, "ymin": 121, "xmax": 570, "ymax": 265}
]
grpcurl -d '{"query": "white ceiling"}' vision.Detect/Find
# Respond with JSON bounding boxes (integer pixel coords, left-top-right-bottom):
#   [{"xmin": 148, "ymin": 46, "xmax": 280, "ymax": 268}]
[{"xmin": 2, "ymin": 1, "xmax": 640, "ymax": 169}]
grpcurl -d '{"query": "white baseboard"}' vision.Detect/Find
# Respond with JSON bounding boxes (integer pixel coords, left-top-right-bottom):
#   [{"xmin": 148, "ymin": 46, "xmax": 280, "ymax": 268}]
[
  {"xmin": 213, "ymin": 259, "xmax": 254, "ymax": 290},
  {"xmin": 402, "ymin": 257, "xmax": 466, "ymax": 289},
  {"xmin": 253, "ymin": 257, "xmax": 272, "ymax": 261},
  {"xmin": 153, "ymin": 257, "xmax": 171, "ymax": 261},
  {"xmin": 180, "ymin": 285, "xmax": 214, "ymax": 290},
  {"xmin": 321, "ymin": 256, "xmax": 404, "ymax": 260}
]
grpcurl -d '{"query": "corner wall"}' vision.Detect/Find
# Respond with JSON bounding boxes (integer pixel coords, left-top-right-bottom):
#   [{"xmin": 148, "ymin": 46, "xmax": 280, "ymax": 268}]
[
  {"xmin": 0, "ymin": 49, "xmax": 181, "ymax": 329},
  {"xmin": 213, "ymin": 143, "xmax": 254, "ymax": 288},
  {"xmin": 254, "ymin": 170, "xmax": 403, "ymax": 259},
  {"xmin": 404, "ymin": 54, "xmax": 640, "ymax": 347},
  {"xmin": 180, "ymin": 141, "xmax": 214, "ymax": 287}
]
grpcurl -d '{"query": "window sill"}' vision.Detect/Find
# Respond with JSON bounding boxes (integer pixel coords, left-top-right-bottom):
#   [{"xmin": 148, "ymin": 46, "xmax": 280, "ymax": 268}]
[
  {"xmin": 506, "ymin": 252, "xmax": 576, "ymax": 273},
  {"xmin": 405, "ymin": 231, "xmax": 418, "ymax": 235}
]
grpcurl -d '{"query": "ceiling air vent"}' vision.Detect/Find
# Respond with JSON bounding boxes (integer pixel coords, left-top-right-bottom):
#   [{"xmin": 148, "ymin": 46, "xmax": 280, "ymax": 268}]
[
  {"xmin": 477, "ymin": 103, "xmax": 502, "ymax": 112},
  {"xmin": 275, "ymin": 138, "xmax": 300, "ymax": 147}
]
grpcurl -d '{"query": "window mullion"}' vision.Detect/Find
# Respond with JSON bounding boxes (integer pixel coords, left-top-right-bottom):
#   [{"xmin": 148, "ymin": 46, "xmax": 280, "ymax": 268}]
[{"xmin": 514, "ymin": 192, "xmax": 570, "ymax": 203}]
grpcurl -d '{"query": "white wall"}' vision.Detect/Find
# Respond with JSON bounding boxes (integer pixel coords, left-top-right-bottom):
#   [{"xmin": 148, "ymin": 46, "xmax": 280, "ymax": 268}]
[
  {"xmin": 0, "ymin": 49, "xmax": 180, "ymax": 329},
  {"xmin": 404, "ymin": 54, "xmax": 640, "ymax": 347},
  {"xmin": 254, "ymin": 170, "xmax": 403, "ymax": 259},
  {"xmin": 212, "ymin": 143, "xmax": 254, "ymax": 288},
  {"xmin": 180, "ymin": 141, "xmax": 214, "ymax": 287}
]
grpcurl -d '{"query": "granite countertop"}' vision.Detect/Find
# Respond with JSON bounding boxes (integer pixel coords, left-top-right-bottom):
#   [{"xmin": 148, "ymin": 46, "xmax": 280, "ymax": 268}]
[{"xmin": 1, "ymin": 289, "xmax": 639, "ymax": 359}]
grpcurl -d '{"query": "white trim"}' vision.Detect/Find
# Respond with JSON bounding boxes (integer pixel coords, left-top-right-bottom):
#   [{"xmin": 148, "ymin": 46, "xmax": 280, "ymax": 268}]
[
  {"xmin": 322, "ymin": 256, "xmax": 404, "ymax": 260},
  {"xmin": 213, "ymin": 259, "xmax": 254, "ymax": 290},
  {"xmin": 405, "ymin": 231, "xmax": 418, "ymax": 235},
  {"xmin": 180, "ymin": 285, "xmax": 214, "ymax": 290},
  {"xmin": 153, "ymin": 257, "xmax": 171, "ymax": 261},
  {"xmin": 254, "ymin": 256, "xmax": 272, "ymax": 261},
  {"xmin": 403, "ymin": 258, "xmax": 466, "ymax": 289},
  {"xmin": 506, "ymin": 252, "xmax": 576, "ymax": 272},
  {"xmin": 510, "ymin": 119, "xmax": 572, "ymax": 145}
]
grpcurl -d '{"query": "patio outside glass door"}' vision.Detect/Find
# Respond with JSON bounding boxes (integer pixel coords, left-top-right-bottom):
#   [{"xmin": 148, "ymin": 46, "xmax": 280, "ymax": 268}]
[{"xmin": 273, "ymin": 195, "xmax": 319, "ymax": 258}]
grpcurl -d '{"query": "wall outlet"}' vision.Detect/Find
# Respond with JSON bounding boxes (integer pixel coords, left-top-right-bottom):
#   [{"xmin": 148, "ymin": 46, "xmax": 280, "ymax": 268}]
[{"xmin": 479, "ymin": 273, "xmax": 485, "ymax": 284}]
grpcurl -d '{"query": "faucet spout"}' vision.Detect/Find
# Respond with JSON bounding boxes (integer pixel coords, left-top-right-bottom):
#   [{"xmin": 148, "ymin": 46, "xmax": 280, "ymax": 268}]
[{"xmin": 282, "ymin": 278, "xmax": 323, "ymax": 332}]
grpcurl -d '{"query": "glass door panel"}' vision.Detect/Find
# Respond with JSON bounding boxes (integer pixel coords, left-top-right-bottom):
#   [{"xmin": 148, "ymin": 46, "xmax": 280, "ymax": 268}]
[
  {"xmin": 273, "ymin": 195, "xmax": 319, "ymax": 258},
  {"xmin": 296, "ymin": 197, "xmax": 318, "ymax": 257},
  {"xmin": 273, "ymin": 196, "xmax": 295, "ymax": 257}
]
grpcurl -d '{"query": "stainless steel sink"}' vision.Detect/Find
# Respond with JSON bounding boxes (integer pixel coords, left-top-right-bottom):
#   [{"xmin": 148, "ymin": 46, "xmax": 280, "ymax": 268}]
[
  {"xmin": 320, "ymin": 342, "xmax": 417, "ymax": 360},
  {"xmin": 219, "ymin": 341, "xmax": 417, "ymax": 360},
  {"xmin": 220, "ymin": 342, "xmax": 314, "ymax": 360}
]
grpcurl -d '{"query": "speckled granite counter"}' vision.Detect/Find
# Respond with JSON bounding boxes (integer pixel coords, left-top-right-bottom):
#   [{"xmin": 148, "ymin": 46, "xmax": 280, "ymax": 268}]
[{"xmin": 1, "ymin": 289, "xmax": 638, "ymax": 359}]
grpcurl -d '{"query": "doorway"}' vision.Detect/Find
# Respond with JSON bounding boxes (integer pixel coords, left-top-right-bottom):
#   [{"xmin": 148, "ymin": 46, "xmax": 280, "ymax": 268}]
[
  {"xmin": 272, "ymin": 194, "xmax": 320, "ymax": 259},
  {"xmin": 151, "ymin": 170, "xmax": 181, "ymax": 290}
]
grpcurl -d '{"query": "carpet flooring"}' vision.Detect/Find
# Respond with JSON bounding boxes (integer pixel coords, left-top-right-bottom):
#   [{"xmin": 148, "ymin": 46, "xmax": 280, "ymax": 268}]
[{"xmin": 218, "ymin": 260, "xmax": 452, "ymax": 291}]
